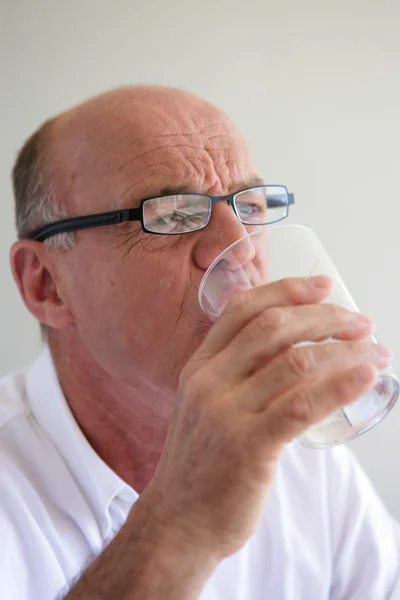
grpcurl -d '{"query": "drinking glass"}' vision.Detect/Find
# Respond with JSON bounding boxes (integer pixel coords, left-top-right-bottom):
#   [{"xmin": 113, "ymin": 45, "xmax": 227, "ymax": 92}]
[{"xmin": 198, "ymin": 225, "xmax": 399, "ymax": 448}]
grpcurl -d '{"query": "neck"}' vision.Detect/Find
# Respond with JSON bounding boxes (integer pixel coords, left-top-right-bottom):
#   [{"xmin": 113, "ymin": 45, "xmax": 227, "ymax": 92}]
[{"xmin": 48, "ymin": 333, "xmax": 173, "ymax": 493}]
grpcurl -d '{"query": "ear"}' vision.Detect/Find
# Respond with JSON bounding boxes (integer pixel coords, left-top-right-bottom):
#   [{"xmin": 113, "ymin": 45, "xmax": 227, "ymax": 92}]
[{"xmin": 10, "ymin": 240, "xmax": 74, "ymax": 329}]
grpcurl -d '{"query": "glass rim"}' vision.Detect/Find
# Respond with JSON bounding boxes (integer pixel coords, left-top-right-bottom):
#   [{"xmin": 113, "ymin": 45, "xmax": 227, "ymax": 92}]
[{"xmin": 198, "ymin": 224, "xmax": 315, "ymax": 315}]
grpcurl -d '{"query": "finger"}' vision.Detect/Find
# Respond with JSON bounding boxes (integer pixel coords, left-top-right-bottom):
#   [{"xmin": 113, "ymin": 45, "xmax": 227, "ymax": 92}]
[
  {"xmin": 257, "ymin": 364, "xmax": 379, "ymax": 451},
  {"xmin": 237, "ymin": 339, "xmax": 391, "ymax": 412},
  {"xmin": 198, "ymin": 275, "xmax": 333, "ymax": 359},
  {"xmin": 217, "ymin": 303, "xmax": 375, "ymax": 382}
]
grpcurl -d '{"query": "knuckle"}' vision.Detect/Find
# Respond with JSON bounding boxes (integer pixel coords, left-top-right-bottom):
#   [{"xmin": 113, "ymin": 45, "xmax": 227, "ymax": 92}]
[
  {"xmin": 258, "ymin": 307, "xmax": 288, "ymax": 333},
  {"xmin": 335, "ymin": 369, "xmax": 362, "ymax": 401},
  {"xmin": 326, "ymin": 303, "xmax": 345, "ymax": 320},
  {"xmin": 280, "ymin": 278, "xmax": 305, "ymax": 303},
  {"xmin": 285, "ymin": 389, "xmax": 315, "ymax": 426},
  {"xmin": 285, "ymin": 347, "xmax": 316, "ymax": 379},
  {"xmin": 225, "ymin": 289, "xmax": 252, "ymax": 315},
  {"xmin": 347, "ymin": 340, "xmax": 369, "ymax": 358}
]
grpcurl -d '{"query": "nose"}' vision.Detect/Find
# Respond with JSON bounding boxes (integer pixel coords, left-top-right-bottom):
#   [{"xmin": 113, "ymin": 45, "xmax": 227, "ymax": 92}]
[{"xmin": 192, "ymin": 201, "xmax": 255, "ymax": 272}]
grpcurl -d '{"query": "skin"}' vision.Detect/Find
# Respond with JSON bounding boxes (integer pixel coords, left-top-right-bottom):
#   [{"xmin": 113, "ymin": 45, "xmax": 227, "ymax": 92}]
[{"xmin": 9, "ymin": 86, "xmax": 392, "ymax": 598}]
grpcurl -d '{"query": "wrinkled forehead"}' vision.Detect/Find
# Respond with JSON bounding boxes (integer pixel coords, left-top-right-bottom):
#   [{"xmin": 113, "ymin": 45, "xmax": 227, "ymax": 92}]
[{"xmin": 49, "ymin": 89, "xmax": 256, "ymax": 213}]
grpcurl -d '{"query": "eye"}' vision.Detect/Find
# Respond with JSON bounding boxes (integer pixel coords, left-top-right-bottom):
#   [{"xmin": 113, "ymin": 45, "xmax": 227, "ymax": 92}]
[
  {"xmin": 147, "ymin": 210, "xmax": 207, "ymax": 233},
  {"xmin": 150, "ymin": 211, "xmax": 181, "ymax": 226},
  {"xmin": 169, "ymin": 213, "xmax": 207, "ymax": 232},
  {"xmin": 237, "ymin": 202, "xmax": 264, "ymax": 215}
]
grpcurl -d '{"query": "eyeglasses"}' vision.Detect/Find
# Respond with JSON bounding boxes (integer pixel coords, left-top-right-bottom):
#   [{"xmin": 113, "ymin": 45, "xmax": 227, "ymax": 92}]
[{"xmin": 28, "ymin": 184, "xmax": 295, "ymax": 242}]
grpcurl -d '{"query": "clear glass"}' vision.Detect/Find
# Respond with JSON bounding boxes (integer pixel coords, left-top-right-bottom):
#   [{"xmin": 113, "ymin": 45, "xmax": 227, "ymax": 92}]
[
  {"xmin": 198, "ymin": 225, "xmax": 399, "ymax": 449},
  {"xmin": 142, "ymin": 186, "xmax": 290, "ymax": 234},
  {"xmin": 143, "ymin": 194, "xmax": 211, "ymax": 234},
  {"xmin": 234, "ymin": 185, "xmax": 289, "ymax": 225}
]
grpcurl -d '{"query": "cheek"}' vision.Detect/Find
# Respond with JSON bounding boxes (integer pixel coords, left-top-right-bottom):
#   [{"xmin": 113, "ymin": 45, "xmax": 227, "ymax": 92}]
[
  {"xmin": 66, "ymin": 256, "xmax": 190, "ymax": 346},
  {"xmin": 59, "ymin": 244, "xmax": 199, "ymax": 386}
]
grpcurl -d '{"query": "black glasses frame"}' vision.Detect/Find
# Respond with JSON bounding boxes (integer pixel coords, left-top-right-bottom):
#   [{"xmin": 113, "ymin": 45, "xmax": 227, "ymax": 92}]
[{"xmin": 28, "ymin": 185, "xmax": 295, "ymax": 242}]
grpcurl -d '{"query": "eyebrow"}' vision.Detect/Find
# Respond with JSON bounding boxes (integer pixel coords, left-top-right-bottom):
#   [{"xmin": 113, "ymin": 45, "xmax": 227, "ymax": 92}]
[
  {"xmin": 158, "ymin": 176, "xmax": 266, "ymax": 198},
  {"xmin": 122, "ymin": 176, "xmax": 267, "ymax": 211}
]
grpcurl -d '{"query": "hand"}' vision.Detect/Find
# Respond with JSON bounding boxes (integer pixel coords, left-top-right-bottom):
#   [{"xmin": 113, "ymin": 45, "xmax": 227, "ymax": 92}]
[{"xmin": 143, "ymin": 275, "xmax": 391, "ymax": 561}]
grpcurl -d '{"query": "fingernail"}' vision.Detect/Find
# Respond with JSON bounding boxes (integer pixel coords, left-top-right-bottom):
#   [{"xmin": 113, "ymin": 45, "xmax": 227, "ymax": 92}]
[
  {"xmin": 306, "ymin": 275, "xmax": 331, "ymax": 288},
  {"xmin": 371, "ymin": 343, "xmax": 393, "ymax": 359}
]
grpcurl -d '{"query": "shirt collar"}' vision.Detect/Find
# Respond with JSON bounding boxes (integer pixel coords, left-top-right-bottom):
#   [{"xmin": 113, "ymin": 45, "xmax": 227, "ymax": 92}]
[{"xmin": 25, "ymin": 345, "xmax": 138, "ymax": 516}]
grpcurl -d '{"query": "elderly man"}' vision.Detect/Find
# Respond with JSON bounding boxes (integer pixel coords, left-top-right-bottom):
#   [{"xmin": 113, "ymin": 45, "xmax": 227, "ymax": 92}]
[{"xmin": 1, "ymin": 85, "xmax": 400, "ymax": 600}]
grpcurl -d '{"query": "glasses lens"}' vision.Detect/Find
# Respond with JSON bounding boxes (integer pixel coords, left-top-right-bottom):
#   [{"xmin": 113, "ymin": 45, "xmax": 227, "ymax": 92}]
[
  {"xmin": 143, "ymin": 194, "xmax": 211, "ymax": 234},
  {"xmin": 266, "ymin": 186, "xmax": 289, "ymax": 223},
  {"xmin": 234, "ymin": 186, "xmax": 288, "ymax": 225}
]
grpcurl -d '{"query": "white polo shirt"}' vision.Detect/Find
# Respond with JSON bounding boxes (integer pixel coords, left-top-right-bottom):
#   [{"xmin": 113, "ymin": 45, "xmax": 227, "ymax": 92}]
[{"xmin": 1, "ymin": 347, "xmax": 400, "ymax": 600}]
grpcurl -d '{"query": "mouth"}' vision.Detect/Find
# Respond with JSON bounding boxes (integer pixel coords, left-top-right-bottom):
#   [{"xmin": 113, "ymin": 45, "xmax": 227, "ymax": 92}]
[
  {"xmin": 192, "ymin": 282, "xmax": 250, "ymax": 345},
  {"xmin": 201, "ymin": 284, "xmax": 251, "ymax": 319}
]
